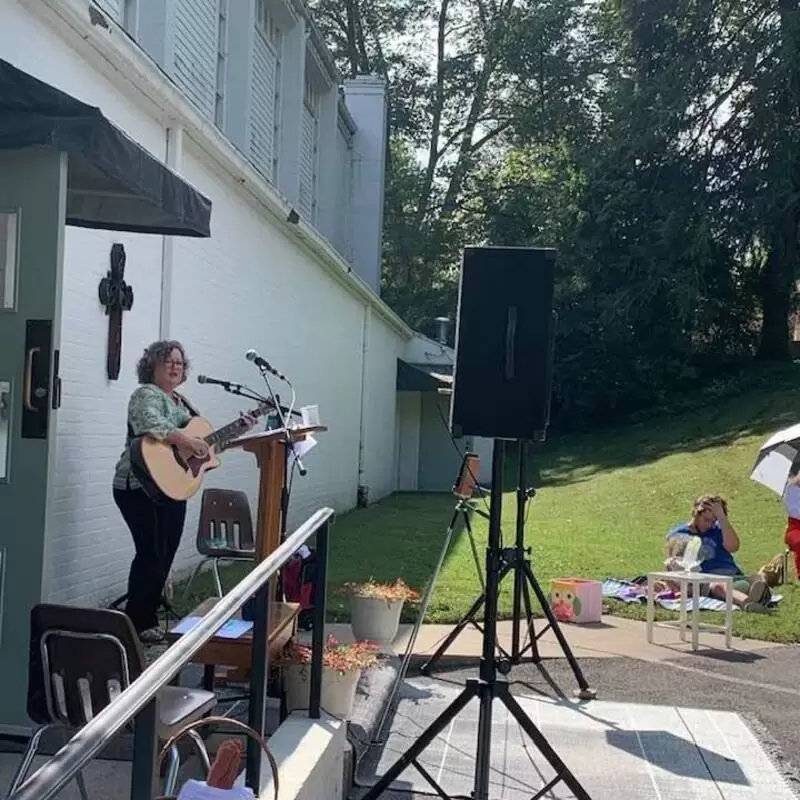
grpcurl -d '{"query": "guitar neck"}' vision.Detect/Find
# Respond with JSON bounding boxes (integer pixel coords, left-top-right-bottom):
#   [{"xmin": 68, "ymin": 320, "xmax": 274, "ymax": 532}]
[{"xmin": 203, "ymin": 406, "xmax": 267, "ymax": 449}]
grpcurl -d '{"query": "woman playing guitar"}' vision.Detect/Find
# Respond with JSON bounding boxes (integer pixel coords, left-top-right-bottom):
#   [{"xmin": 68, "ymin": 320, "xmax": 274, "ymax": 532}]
[{"xmin": 112, "ymin": 340, "xmax": 256, "ymax": 643}]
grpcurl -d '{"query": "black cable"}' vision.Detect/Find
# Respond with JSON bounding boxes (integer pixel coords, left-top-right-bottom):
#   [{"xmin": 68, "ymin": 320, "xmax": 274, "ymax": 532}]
[{"xmin": 433, "ymin": 396, "xmax": 493, "ymax": 519}]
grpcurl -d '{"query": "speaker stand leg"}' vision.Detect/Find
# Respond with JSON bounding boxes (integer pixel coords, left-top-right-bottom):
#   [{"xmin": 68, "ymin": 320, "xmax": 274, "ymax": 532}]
[
  {"xmin": 359, "ymin": 681, "xmax": 479, "ymax": 799},
  {"xmin": 521, "ymin": 560, "xmax": 595, "ymax": 699},
  {"xmin": 498, "ymin": 683, "xmax": 593, "ymax": 799},
  {"xmin": 418, "ymin": 592, "xmax": 486, "ymax": 675},
  {"xmin": 375, "ymin": 502, "xmax": 467, "ymax": 739}
]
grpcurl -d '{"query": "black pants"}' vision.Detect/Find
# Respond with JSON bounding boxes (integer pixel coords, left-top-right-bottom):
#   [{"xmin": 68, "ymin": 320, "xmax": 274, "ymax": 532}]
[{"xmin": 113, "ymin": 487, "xmax": 187, "ymax": 632}]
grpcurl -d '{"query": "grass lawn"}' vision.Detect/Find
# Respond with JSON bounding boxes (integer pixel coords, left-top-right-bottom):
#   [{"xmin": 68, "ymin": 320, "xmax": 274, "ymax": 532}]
[{"xmin": 177, "ymin": 367, "xmax": 800, "ymax": 643}]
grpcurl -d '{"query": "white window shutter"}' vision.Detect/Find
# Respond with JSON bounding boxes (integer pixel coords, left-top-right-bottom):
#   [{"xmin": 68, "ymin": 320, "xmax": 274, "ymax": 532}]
[
  {"xmin": 172, "ymin": 0, "xmax": 219, "ymax": 119},
  {"xmin": 299, "ymin": 103, "xmax": 318, "ymax": 221},
  {"xmin": 249, "ymin": 30, "xmax": 277, "ymax": 180}
]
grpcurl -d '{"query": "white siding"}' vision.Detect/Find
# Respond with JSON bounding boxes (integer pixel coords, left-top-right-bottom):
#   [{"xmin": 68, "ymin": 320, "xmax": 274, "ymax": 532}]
[
  {"xmin": 418, "ymin": 393, "xmax": 463, "ymax": 492},
  {"xmin": 249, "ymin": 30, "xmax": 278, "ymax": 181},
  {"xmin": 173, "ymin": 0, "xmax": 219, "ymax": 120},
  {"xmin": 214, "ymin": 0, "xmax": 229, "ymax": 129}
]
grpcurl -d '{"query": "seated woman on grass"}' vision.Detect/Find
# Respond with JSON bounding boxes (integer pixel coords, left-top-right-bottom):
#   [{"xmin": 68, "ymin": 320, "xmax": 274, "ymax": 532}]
[{"xmin": 665, "ymin": 495, "xmax": 772, "ymax": 613}]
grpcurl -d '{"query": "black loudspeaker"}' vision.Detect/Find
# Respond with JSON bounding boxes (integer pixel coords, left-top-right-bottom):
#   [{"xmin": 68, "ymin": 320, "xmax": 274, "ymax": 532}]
[{"xmin": 450, "ymin": 246, "xmax": 557, "ymax": 440}]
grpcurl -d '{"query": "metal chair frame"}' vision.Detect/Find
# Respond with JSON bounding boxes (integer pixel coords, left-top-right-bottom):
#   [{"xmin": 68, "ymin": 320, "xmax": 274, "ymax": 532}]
[{"xmin": 11, "ymin": 609, "xmax": 214, "ymax": 797}]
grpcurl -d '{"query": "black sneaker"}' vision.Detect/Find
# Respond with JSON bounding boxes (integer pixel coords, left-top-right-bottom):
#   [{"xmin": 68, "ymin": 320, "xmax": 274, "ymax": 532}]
[{"xmin": 138, "ymin": 627, "xmax": 165, "ymax": 644}]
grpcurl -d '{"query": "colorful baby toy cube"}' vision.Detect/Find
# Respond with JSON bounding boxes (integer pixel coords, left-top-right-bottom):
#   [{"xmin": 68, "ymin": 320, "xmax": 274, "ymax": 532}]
[{"xmin": 549, "ymin": 578, "xmax": 603, "ymax": 624}]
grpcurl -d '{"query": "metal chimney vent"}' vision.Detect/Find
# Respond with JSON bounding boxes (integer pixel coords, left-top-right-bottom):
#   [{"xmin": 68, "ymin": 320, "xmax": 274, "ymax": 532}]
[{"xmin": 434, "ymin": 316, "xmax": 450, "ymax": 345}]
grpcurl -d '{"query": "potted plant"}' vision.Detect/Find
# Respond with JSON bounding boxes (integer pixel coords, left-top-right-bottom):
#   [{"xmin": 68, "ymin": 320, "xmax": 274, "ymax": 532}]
[
  {"xmin": 338, "ymin": 578, "xmax": 421, "ymax": 645},
  {"xmin": 277, "ymin": 635, "xmax": 380, "ymax": 721}
]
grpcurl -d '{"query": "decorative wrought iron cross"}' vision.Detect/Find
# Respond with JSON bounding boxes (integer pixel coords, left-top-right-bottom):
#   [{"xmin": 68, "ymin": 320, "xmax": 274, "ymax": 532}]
[{"xmin": 98, "ymin": 243, "xmax": 134, "ymax": 381}]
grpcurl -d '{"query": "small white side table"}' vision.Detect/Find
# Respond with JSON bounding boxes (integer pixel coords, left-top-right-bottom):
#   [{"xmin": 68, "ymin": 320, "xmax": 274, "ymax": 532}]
[{"xmin": 646, "ymin": 571, "xmax": 734, "ymax": 651}]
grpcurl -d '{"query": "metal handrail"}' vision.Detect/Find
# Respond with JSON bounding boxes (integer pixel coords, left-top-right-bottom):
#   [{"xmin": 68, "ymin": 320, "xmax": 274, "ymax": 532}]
[{"xmin": 10, "ymin": 506, "xmax": 335, "ymax": 800}]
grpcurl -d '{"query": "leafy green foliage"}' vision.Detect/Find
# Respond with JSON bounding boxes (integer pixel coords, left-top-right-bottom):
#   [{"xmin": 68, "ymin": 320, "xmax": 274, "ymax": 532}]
[{"xmin": 308, "ymin": 0, "xmax": 800, "ymax": 426}]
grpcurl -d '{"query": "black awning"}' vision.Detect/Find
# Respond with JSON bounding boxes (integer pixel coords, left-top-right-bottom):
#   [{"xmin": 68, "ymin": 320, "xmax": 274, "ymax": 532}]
[
  {"xmin": 397, "ymin": 359, "xmax": 453, "ymax": 391},
  {"xmin": 0, "ymin": 59, "xmax": 211, "ymax": 237}
]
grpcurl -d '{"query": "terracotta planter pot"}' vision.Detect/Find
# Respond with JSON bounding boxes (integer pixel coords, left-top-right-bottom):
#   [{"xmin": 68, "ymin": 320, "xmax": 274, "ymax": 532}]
[
  {"xmin": 349, "ymin": 595, "xmax": 404, "ymax": 644},
  {"xmin": 283, "ymin": 664, "xmax": 361, "ymax": 721}
]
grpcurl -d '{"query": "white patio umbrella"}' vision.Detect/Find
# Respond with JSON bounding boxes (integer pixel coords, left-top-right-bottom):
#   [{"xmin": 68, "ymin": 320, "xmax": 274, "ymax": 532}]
[{"xmin": 750, "ymin": 422, "xmax": 800, "ymax": 496}]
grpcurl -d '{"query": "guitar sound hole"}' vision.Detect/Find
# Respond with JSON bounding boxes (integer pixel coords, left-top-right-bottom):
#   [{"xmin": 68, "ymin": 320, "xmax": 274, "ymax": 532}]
[{"xmin": 171, "ymin": 447, "xmax": 211, "ymax": 477}]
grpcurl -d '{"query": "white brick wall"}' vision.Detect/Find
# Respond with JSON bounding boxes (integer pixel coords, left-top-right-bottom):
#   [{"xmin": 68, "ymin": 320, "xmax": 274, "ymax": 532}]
[
  {"xmin": 1, "ymin": 0, "xmax": 408, "ymax": 608},
  {"xmin": 166, "ymin": 141, "xmax": 369, "ymax": 573},
  {"xmin": 48, "ymin": 227, "xmax": 165, "ymax": 604}
]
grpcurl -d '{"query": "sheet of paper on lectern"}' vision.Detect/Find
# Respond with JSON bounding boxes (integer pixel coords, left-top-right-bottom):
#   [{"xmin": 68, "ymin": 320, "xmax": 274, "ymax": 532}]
[
  {"xmin": 288, "ymin": 435, "xmax": 317, "ymax": 470},
  {"xmin": 177, "ymin": 779, "xmax": 254, "ymax": 800},
  {"xmin": 229, "ymin": 428, "xmax": 283, "ymax": 445},
  {"xmin": 170, "ymin": 617, "xmax": 253, "ymax": 639}
]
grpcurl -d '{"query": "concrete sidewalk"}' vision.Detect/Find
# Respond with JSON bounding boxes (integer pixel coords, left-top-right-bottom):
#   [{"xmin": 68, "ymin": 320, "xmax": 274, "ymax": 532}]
[{"xmin": 313, "ymin": 614, "xmax": 780, "ymax": 663}]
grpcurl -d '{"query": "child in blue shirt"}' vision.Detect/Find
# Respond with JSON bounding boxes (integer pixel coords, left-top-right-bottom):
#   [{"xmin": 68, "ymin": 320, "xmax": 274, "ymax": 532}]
[{"xmin": 665, "ymin": 495, "xmax": 771, "ymax": 612}]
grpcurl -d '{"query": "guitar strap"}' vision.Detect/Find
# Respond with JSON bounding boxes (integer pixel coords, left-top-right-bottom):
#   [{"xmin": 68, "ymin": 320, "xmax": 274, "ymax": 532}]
[{"xmin": 173, "ymin": 390, "xmax": 200, "ymax": 419}]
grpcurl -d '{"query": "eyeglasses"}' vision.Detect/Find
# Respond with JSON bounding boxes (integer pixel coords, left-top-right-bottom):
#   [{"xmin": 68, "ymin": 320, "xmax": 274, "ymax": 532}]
[{"xmin": 164, "ymin": 359, "xmax": 184, "ymax": 368}]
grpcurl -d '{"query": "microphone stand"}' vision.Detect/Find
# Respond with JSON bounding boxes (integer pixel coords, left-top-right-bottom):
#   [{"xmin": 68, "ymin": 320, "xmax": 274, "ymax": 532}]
[
  {"xmin": 254, "ymin": 365, "xmax": 306, "ymax": 477},
  {"xmin": 253, "ymin": 364, "xmax": 308, "ymax": 604},
  {"xmin": 208, "ymin": 381, "xmax": 299, "ymax": 422},
  {"xmin": 254, "ymin": 363, "xmax": 308, "ymax": 546},
  {"xmin": 217, "ymin": 383, "xmax": 268, "ymax": 405}
]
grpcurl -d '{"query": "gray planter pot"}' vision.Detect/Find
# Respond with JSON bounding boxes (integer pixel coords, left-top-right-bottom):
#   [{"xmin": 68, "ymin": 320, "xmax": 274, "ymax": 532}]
[
  {"xmin": 283, "ymin": 664, "xmax": 361, "ymax": 720},
  {"xmin": 349, "ymin": 595, "xmax": 404, "ymax": 644}
]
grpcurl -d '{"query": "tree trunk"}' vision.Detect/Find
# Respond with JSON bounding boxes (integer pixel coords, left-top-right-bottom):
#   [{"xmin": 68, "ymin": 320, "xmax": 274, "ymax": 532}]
[{"xmin": 757, "ymin": 211, "xmax": 798, "ymax": 361}]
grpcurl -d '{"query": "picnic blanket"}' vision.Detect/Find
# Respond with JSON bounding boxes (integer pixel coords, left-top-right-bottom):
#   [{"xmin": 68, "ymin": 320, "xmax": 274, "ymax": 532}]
[{"xmin": 601, "ymin": 578, "xmax": 783, "ymax": 612}]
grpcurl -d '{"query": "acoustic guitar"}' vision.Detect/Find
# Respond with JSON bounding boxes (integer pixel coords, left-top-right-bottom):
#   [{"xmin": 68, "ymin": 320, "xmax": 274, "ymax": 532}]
[{"xmin": 130, "ymin": 403, "xmax": 271, "ymax": 501}]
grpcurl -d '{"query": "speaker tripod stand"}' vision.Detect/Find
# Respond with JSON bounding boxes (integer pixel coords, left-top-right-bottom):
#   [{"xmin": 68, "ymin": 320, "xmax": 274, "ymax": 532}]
[
  {"xmin": 419, "ymin": 442, "xmax": 596, "ymax": 699},
  {"xmin": 362, "ymin": 439, "xmax": 592, "ymax": 800},
  {"xmin": 375, "ymin": 453, "xmax": 488, "ymax": 740}
]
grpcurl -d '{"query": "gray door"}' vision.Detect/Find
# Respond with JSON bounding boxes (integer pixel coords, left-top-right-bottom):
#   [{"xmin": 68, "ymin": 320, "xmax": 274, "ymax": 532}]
[
  {"xmin": 0, "ymin": 148, "xmax": 66, "ymax": 730},
  {"xmin": 418, "ymin": 392, "xmax": 468, "ymax": 492}
]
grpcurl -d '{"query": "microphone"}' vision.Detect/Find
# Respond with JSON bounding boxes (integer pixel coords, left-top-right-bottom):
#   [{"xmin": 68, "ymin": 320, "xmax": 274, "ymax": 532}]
[
  {"xmin": 245, "ymin": 349, "xmax": 287, "ymax": 381},
  {"xmin": 198, "ymin": 374, "xmax": 237, "ymax": 389}
]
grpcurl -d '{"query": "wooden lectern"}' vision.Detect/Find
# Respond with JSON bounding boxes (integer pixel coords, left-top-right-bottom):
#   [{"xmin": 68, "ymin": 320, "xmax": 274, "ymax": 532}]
[
  {"xmin": 227, "ymin": 424, "xmax": 326, "ymax": 561},
  {"xmin": 168, "ymin": 424, "xmax": 326, "ymax": 688}
]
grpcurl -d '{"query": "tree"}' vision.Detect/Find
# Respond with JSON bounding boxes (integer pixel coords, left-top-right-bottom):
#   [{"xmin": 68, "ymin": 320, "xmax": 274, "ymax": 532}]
[{"xmin": 309, "ymin": 0, "xmax": 800, "ymax": 424}]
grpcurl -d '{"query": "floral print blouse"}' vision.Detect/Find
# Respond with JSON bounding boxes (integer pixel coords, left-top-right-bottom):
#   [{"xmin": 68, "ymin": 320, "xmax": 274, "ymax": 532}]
[{"xmin": 113, "ymin": 384, "xmax": 193, "ymax": 491}]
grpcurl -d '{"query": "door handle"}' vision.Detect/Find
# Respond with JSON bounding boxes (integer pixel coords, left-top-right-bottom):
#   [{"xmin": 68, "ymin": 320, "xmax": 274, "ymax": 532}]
[{"xmin": 23, "ymin": 346, "xmax": 40, "ymax": 412}]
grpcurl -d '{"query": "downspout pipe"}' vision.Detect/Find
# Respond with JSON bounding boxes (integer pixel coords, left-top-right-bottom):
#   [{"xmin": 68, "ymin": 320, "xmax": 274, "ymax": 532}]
[
  {"xmin": 357, "ymin": 304, "xmax": 372, "ymax": 507},
  {"xmin": 160, "ymin": 125, "xmax": 184, "ymax": 338}
]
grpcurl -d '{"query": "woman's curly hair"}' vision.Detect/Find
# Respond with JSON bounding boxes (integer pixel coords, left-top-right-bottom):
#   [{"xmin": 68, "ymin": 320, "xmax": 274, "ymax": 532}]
[{"xmin": 136, "ymin": 340, "xmax": 189, "ymax": 385}]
